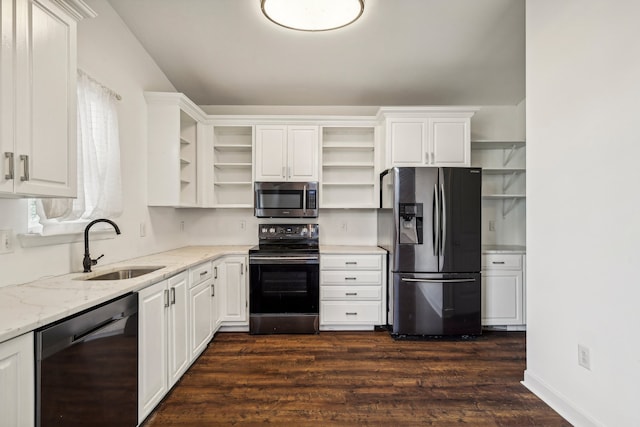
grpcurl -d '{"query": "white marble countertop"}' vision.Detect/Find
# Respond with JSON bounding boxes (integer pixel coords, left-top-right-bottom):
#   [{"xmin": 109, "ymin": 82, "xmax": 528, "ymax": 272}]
[
  {"xmin": 0, "ymin": 245, "xmax": 251, "ymax": 344},
  {"xmin": 0, "ymin": 244, "xmax": 385, "ymax": 344},
  {"xmin": 482, "ymin": 245, "xmax": 527, "ymax": 254}
]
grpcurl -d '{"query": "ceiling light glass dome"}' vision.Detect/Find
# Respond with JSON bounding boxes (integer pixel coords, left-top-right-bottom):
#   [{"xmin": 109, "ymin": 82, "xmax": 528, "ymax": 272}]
[{"xmin": 261, "ymin": 0, "xmax": 365, "ymax": 32}]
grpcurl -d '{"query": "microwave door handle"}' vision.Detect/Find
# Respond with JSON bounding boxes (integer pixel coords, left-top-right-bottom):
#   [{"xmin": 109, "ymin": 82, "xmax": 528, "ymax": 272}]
[{"xmin": 303, "ymin": 184, "xmax": 307, "ymax": 213}]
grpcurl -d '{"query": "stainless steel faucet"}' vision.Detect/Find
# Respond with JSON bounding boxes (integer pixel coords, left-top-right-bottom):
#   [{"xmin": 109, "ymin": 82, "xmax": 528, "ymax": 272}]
[{"xmin": 83, "ymin": 219, "xmax": 121, "ymax": 272}]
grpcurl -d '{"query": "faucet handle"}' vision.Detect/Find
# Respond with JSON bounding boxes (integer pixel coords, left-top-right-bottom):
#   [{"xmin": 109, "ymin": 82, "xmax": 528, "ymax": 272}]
[{"xmin": 92, "ymin": 254, "xmax": 105, "ymax": 265}]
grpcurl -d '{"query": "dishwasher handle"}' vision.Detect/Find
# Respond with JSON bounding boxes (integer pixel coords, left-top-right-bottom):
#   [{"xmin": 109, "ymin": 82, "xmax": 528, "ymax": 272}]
[{"xmin": 72, "ymin": 314, "xmax": 125, "ymax": 343}]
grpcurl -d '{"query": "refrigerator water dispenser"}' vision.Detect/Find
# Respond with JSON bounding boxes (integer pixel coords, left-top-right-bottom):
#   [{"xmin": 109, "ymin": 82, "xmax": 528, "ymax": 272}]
[{"xmin": 399, "ymin": 203, "xmax": 423, "ymax": 244}]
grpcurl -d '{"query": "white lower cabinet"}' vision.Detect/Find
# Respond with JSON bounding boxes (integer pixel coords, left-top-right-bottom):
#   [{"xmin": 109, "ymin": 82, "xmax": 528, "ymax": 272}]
[
  {"xmin": 320, "ymin": 254, "xmax": 386, "ymax": 331},
  {"xmin": 0, "ymin": 332, "xmax": 34, "ymax": 427},
  {"xmin": 189, "ymin": 260, "xmax": 216, "ymax": 360},
  {"xmin": 138, "ymin": 271, "xmax": 189, "ymax": 424},
  {"xmin": 218, "ymin": 255, "xmax": 248, "ymax": 328},
  {"xmin": 481, "ymin": 253, "xmax": 525, "ymax": 327}
]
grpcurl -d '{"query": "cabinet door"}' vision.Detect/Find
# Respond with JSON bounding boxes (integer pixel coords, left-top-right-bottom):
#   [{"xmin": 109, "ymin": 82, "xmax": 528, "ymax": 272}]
[
  {"xmin": 255, "ymin": 125, "xmax": 287, "ymax": 181},
  {"xmin": 288, "ymin": 125, "xmax": 318, "ymax": 181},
  {"xmin": 481, "ymin": 270, "xmax": 523, "ymax": 325},
  {"xmin": 13, "ymin": 0, "xmax": 77, "ymax": 197},
  {"xmin": 138, "ymin": 280, "xmax": 168, "ymax": 423},
  {"xmin": 429, "ymin": 118, "xmax": 470, "ymax": 166},
  {"xmin": 211, "ymin": 259, "xmax": 222, "ymax": 331},
  {"xmin": 220, "ymin": 256, "xmax": 248, "ymax": 324},
  {"xmin": 189, "ymin": 279, "xmax": 214, "ymax": 360},
  {"xmin": 388, "ymin": 119, "xmax": 427, "ymax": 166},
  {"xmin": 167, "ymin": 272, "xmax": 189, "ymax": 386},
  {"xmin": 0, "ymin": 332, "xmax": 34, "ymax": 427},
  {"xmin": 0, "ymin": 0, "xmax": 15, "ymax": 194}
]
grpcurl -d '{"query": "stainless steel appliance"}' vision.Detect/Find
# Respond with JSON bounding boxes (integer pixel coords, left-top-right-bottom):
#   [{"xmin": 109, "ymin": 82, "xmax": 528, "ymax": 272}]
[
  {"xmin": 249, "ymin": 224, "xmax": 320, "ymax": 334},
  {"xmin": 378, "ymin": 167, "xmax": 482, "ymax": 337},
  {"xmin": 35, "ymin": 293, "xmax": 138, "ymax": 426},
  {"xmin": 254, "ymin": 181, "xmax": 318, "ymax": 218}
]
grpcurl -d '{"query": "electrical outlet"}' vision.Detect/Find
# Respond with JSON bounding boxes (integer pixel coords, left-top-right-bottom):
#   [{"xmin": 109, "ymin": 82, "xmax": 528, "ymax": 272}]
[
  {"xmin": 578, "ymin": 344, "xmax": 591, "ymax": 370},
  {"xmin": 180, "ymin": 221, "xmax": 185, "ymax": 232},
  {"xmin": 0, "ymin": 229, "xmax": 11, "ymax": 254},
  {"xmin": 341, "ymin": 222, "xmax": 348, "ymax": 232},
  {"xmin": 139, "ymin": 222, "xmax": 146, "ymax": 237},
  {"xmin": 489, "ymin": 220, "xmax": 495, "ymax": 231},
  {"xmin": 240, "ymin": 220, "xmax": 246, "ymax": 230}
]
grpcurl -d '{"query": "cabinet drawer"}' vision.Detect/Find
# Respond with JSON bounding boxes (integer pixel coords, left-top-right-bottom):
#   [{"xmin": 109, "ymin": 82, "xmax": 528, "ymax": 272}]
[
  {"xmin": 482, "ymin": 254, "xmax": 522, "ymax": 270},
  {"xmin": 189, "ymin": 261, "xmax": 213, "ymax": 287},
  {"xmin": 320, "ymin": 270, "xmax": 381, "ymax": 285},
  {"xmin": 321, "ymin": 286, "xmax": 381, "ymax": 301},
  {"xmin": 321, "ymin": 301, "xmax": 381, "ymax": 324},
  {"xmin": 321, "ymin": 254, "xmax": 381, "ymax": 270}
]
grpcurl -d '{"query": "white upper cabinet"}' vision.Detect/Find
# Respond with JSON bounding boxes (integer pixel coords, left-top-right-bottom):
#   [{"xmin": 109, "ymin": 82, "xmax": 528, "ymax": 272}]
[
  {"xmin": 255, "ymin": 125, "xmax": 319, "ymax": 181},
  {"xmin": 145, "ymin": 92, "xmax": 207, "ymax": 207},
  {"xmin": 378, "ymin": 107, "xmax": 477, "ymax": 169},
  {"xmin": 1, "ymin": 0, "xmax": 93, "ymax": 197}
]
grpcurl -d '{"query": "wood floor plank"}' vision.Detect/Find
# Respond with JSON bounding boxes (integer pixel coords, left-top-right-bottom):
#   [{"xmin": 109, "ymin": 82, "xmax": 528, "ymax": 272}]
[{"xmin": 142, "ymin": 331, "xmax": 569, "ymax": 426}]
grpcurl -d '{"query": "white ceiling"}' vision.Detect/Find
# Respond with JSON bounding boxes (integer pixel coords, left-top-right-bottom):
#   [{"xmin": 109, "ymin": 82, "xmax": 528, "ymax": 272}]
[{"xmin": 107, "ymin": 0, "xmax": 525, "ymax": 107}]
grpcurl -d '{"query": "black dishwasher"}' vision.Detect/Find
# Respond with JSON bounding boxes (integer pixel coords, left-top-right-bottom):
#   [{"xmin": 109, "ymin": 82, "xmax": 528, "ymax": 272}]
[{"xmin": 35, "ymin": 293, "xmax": 138, "ymax": 427}]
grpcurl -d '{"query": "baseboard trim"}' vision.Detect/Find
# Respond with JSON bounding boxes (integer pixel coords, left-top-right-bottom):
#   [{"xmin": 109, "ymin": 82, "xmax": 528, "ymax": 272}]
[{"xmin": 522, "ymin": 370, "xmax": 601, "ymax": 427}]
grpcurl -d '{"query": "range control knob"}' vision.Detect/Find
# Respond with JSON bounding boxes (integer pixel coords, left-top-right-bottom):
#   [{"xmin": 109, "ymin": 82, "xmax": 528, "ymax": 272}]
[
  {"xmin": 269, "ymin": 227, "xmax": 276, "ymax": 234},
  {"xmin": 301, "ymin": 227, "xmax": 308, "ymax": 236}
]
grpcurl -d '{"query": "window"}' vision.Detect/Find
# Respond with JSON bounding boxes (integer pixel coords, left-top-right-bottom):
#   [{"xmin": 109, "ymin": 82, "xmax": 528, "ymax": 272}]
[{"xmin": 28, "ymin": 70, "xmax": 122, "ymax": 235}]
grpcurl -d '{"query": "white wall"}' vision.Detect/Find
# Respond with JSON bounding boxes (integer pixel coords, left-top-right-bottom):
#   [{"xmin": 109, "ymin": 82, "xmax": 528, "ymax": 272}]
[
  {"xmin": 525, "ymin": 1, "xmax": 640, "ymax": 426},
  {"xmin": 0, "ymin": 0, "xmax": 188, "ymax": 287}
]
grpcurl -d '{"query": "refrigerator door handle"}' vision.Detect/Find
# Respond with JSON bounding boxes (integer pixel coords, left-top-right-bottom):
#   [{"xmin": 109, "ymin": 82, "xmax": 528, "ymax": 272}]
[
  {"xmin": 401, "ymin": 278, "xmax": 476, "ymax": 283},
  {"xmin": 433, "ymin": 183, "xmax": 439, "ymax": 256},
  {"xmin": 440, "ymin": 182, "xmax": 447, "ymax": 256}
]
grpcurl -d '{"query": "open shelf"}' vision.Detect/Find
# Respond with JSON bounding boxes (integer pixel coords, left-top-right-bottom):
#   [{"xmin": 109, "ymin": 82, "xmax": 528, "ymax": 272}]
[
  {"xmin": 212, "ymin": 125, "xmax": 254, "ymax": 208},
  {"xmin": 320, "ymin": 126, "xmax": 377, "ymax": 208}
]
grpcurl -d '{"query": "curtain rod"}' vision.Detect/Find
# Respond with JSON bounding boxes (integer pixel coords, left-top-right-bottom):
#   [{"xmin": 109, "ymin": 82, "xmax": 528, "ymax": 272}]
[{"xmin": 77, "ymin": 69, "xmax": 122, "ymax": 101}]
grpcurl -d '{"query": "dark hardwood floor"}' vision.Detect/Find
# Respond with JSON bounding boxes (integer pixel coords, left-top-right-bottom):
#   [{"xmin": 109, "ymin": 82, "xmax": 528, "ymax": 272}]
[{"xmin": 142, "ymin": 331, "xmax": 569, "ymax": 426}]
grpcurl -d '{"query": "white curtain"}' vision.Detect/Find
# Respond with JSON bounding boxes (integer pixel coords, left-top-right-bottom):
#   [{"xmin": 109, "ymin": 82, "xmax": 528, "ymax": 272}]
[{"xmin": 35, "ymin": 70, "xmax": 122, "ymax": 234}]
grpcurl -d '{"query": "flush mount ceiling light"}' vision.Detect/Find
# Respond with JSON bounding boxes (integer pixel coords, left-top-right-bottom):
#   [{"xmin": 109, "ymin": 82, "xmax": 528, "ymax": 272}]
[{"xmin": 261, "ymin": 0, "xmax": 364, "ymax": 32}]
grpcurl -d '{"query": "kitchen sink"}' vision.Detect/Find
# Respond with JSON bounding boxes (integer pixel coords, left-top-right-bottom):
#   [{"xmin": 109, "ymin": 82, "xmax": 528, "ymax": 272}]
[{"xmin": 80, "ymin": 266, "xmax": 164, "ymax": 281}]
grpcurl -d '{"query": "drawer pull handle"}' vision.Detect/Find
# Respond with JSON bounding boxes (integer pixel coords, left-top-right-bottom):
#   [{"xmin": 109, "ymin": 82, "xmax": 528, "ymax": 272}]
[
  {"xmin": 345, "ymin": 277, "xmax": 357, "ymax": 281},
  {"xmin": 345, "ymin": 292, "xmax": 358, "ymax": 296},
  {"xmin": 492, "ymin": 261, "xmax": 506, "ymax": 264},
  {"xmin": 345, "ymin": 262, "xmax": 358, "ymax": 265},
  {"xmin": 200, "ymin": 270, "xmax": 208, "ymax": 276},
  {"xmin": 211, "ymin": 284, "xmax": 215, "ymax": 297},
  {"xmin": 345, "ymin": 312, "xmax": 358, "ymax": 316}
]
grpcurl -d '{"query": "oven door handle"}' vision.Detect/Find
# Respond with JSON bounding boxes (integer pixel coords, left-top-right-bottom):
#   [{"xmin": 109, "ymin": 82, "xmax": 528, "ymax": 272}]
[{"xmin": 250, "ymin": 256, "xmax": 319, "ymax": 265}]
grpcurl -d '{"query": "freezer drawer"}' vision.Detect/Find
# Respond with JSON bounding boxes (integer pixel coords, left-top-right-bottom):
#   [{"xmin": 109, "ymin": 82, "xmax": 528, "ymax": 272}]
[{"xmin": 392, "ymin": 273, "xmax": 481, "ymax": 337}]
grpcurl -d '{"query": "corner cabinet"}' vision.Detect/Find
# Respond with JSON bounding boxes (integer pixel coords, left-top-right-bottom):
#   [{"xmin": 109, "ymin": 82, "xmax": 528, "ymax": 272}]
[
  {"xmin": 145, "ymin": 92, "xmax": 208, "ymax": 207},
  {"xmin": 320, "ymin": 126, "xmax": 379, "ymax": 208},
  {"xmin": 255, "ymin": 125, "xmax": 319, "ymax": 182},
  {"xmin": 0, "ymin": 332, "xmax": 34, "ymax": 427},
  {"xmin": 378, "ymin": 107, "xmax": 477, "ymax": 169},
  {"xmin": 218, "ymin": 255, "xmax": 249, "ymax": 330},
  {"xmin": 1, "ymin": 0, "xmax": 94, "ymax": 198}
]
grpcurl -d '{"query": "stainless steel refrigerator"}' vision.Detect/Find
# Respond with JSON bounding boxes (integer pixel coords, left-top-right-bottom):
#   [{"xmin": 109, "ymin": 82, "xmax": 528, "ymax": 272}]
[{"xmin": 378, "ymin": 167, "xmax": 482, "ymax": 337}]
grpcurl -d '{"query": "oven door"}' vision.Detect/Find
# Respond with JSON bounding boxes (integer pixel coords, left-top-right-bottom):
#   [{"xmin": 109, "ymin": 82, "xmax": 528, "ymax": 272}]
[
  {"xmin": 249, "ymin": 254, "xmax": 319, "ymax": 333},
  {"xmin": 250, "ymin": 255, "xmax": 319, "ymax": 315}
]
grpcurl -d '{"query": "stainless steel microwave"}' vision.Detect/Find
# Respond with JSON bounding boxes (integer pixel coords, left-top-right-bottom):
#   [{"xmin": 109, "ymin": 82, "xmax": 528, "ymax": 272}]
[{"xmin": 254, "ymin": 181, "xmax": 318, "ymax": 218}]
